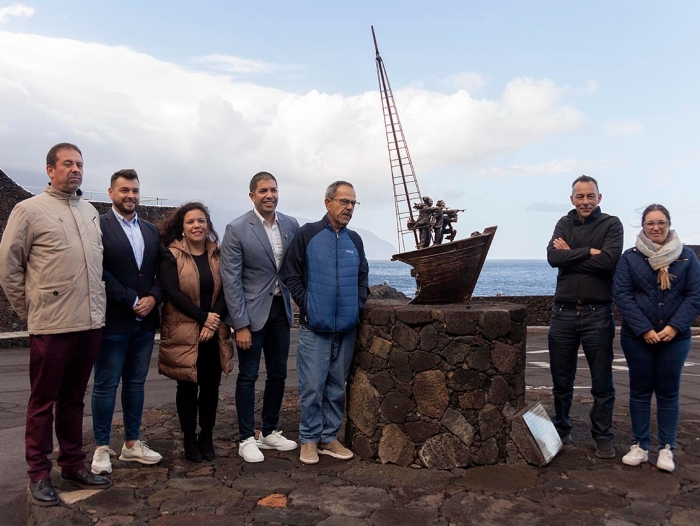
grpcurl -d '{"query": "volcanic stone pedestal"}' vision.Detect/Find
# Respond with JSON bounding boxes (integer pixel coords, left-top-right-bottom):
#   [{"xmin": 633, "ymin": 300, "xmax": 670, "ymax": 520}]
[{"xmin": 345, "ymin": 299, "xmax": 527, "ymax": 469}]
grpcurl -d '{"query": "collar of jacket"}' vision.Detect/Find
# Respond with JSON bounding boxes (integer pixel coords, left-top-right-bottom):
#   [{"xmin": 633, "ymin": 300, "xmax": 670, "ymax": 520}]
[
  {"xmin": 567, "ymin": 206, "xmax": 602, "ymax": 225},
  {"xmin": 169, "ymin": 237, "xmax": 218, "ymax": 258},
  {"xmin": 45, "ymin": 183, "xmax": 83, "ymax": 200},
  {"xmin": 322, "ymin": 213, "xmax": 347, "ymax": 234}
]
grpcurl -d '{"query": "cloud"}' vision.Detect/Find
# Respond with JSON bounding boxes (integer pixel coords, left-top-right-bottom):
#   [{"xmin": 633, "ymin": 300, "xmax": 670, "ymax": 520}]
[
  {"xmin": 574, "ymin": 79, "xmax": 598, "ymax": 95},
  {"xmin": 526, "ymin": 201, "xmax": 570, "ymax": 213},
  {"xmin": 0, "ymin": 31, "xmax": 588, "ymax": 244},
  {"xmin": 191, "ymin": 54, "xmax": 300, "ymax": 75},
  {"xmin": 0, "ymin": 3, "xmax": 34, "ymax": 25},
  {"xmin": 603, "ymin": 119, "xmax": 643, "ymax": 137},
  {"xmin": 474, "ymin": 158, "xmax": 617, "ymax": 177},
  {"xmin": 441, "ymin": 71, "xmax": 487, "ymax": 92}
]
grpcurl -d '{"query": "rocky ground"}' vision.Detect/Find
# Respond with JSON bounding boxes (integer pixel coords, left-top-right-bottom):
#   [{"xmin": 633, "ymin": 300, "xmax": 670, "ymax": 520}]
[{"xmin": 28, "ymin": 388, "xmax": 700, "ymax": 526}]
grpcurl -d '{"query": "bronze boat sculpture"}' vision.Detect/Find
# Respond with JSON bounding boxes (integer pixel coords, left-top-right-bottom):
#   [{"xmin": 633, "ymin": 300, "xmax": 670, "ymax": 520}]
[{"xmin": 372, "ymin": 26, "xmax": 496, "ymax": 305}]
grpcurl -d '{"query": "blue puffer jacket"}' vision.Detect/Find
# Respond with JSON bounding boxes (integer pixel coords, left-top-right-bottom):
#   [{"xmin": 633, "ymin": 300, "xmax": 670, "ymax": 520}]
[
  {"xmin": 280, "ymin": 214, "xmax": 369, "ymax": 333},
  {"xmin": 613, "ymin": 245, "xmax": 700, "ymax": 340}
]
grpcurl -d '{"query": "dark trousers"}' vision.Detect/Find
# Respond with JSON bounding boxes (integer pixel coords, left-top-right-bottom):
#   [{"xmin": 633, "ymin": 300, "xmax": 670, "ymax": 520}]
[
  {"xmin": 235, "ymin": 296, "xmax": 291, "ymax": 441},
  {"xmin": 176, "ymin": 338, "xmax": 222, "ymax": 436},
  {"xmin": 548, "ymin": 303, "xmax": 616, "ymax": 440},
  {"xmin": 26, "ymin": 330, "xmax": 102, "ymax": 482},
  {"xmin": 621, "ymin": 334, "xmax": 690, "ymax": 450}
]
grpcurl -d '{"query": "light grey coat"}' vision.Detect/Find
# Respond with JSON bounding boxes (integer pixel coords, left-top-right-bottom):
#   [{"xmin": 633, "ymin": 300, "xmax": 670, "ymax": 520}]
[{"xmin": 220, "ymin": 210, "xmax": 299, "ymax": 332}]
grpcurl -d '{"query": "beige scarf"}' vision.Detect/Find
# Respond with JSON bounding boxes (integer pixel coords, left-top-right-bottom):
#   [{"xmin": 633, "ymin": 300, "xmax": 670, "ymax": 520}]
[{"xmin": 635, "ymin": 230, "xmax": 683, "ymax": 290}]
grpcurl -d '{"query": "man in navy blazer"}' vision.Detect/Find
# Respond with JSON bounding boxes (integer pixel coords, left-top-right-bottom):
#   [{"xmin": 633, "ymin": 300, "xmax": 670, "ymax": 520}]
[
  {"xmin": 221, "ymin": 172, "xmax": 300, "ymax": 463},
  {"xmin": 91, "ymin": 169, "xmax": 163, "ymax": 475}
]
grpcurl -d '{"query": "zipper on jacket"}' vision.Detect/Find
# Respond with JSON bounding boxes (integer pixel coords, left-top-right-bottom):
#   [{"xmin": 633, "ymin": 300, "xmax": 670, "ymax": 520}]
[{"xmin": 335, "ymin": 230, "xmax": 339, "ymax": 332}]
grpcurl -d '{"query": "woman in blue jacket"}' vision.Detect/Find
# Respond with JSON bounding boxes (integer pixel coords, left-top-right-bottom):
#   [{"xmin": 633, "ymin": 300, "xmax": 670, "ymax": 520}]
[{"xmin": 613, "ymin": 204, "xmax": 700, "ymax": 472}]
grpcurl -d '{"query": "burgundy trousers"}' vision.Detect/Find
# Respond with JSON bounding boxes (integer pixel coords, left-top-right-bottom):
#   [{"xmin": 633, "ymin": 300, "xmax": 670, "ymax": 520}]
[{"xmin": 26, "ymin": 330, "xmax": 101, "ymax": 482}]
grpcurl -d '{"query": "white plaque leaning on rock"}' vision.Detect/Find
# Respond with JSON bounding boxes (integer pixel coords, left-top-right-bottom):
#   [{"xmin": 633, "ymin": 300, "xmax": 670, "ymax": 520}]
[{"xmin": 521, "ymin": 402, "xmax": 562, "ymax": 464}]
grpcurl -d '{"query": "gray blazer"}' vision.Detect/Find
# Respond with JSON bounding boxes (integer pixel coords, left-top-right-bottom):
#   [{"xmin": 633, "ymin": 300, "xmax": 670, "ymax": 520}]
[{"xmin": 220, "ymin": 210, "xmax": 300, "ymax": 332}]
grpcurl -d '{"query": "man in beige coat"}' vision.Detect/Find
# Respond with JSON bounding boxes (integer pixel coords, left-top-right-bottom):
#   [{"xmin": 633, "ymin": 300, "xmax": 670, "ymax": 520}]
[{"xmin": 0, "ymin": 143, "xmax": 111, "ymax": 507}]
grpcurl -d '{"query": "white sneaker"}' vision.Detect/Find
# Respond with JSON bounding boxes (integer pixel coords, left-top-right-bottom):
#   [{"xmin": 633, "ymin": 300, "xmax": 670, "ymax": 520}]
[
  {"xmin": 621, "ymin": 444, "xmax": 649, "ymax": 466},
  {"xmin": 656, "ymin": 445, "xmax": 675, "ymax": 472},
  {"xmin": 119, "ymin": 440, "xmax": 162, "ymax": 465},
  {"xmin": 259, "ymin": 430, "xmax": 298, "ymax": 451},
  {"xmin": 91, "ymin": 445, "xmax": 116, "ymax": 475},
  {"xmin": 238, "ymin": 437, "xmax": 264, "ymax": 463}
]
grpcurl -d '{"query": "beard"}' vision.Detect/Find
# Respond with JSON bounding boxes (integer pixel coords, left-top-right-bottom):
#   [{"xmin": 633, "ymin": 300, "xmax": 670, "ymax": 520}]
[{"xmin": 114, "ymin": 199, "xmax": 137, "ymax": 216}]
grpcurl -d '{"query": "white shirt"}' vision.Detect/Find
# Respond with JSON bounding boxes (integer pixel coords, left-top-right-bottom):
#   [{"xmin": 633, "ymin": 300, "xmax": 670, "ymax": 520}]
[
  {"xmin": 113, "ymin": 207, "xmax": 144, "ymax": 269},
  {"xmin": 253, "ymin": 208, "xmax": 283, "ymax": 295}
]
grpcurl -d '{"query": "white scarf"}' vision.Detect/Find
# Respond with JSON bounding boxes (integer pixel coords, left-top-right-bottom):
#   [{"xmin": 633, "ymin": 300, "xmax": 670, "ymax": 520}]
[{"xmin": 635, "ymin": 230, "xmax": 683, "ymax": 290}]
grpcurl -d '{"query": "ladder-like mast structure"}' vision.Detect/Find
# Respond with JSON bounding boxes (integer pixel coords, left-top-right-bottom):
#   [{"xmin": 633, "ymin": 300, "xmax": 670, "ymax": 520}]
[{"xmin": 372, "ymin": 26, "xmax": 421, "ymax": 253}]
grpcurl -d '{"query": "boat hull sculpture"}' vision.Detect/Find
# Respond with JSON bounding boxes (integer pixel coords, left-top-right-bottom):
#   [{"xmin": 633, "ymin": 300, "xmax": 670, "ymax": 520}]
[{"xmin": 392, "ymin": 226, "xmax": 497, "ymax": 304}]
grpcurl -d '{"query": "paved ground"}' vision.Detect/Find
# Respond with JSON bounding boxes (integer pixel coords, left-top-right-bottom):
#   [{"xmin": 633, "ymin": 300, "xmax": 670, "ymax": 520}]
[{"xmin": 2, "ymin": 331, "xmax": 700, "ymax": 525}]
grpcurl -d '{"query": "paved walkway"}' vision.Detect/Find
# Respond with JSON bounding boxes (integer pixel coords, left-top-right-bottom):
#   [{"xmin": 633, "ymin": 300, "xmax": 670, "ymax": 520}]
[{"xmin": 5, "ymin": 332, "xmax": 699, "ymax": 525}]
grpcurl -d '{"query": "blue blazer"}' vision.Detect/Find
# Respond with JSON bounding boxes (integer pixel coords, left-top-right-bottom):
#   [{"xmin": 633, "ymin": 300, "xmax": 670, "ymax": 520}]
[
  {"xmin": 101, "ymin": 208, "xmax": 163, "ymax": 334},
  {"xmin": 220, "ymin": 210, "xmax": 299, "ymax": 332}
]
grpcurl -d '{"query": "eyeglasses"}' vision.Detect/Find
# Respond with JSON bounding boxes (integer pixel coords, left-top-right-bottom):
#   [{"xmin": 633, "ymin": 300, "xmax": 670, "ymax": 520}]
[
  {"xmin": 644, "ymin": 220, "xmax": 669, "ymax": 228},
  {"xmin": 329, "ymin": 198, "xmax": 360, "ymax": 208}
]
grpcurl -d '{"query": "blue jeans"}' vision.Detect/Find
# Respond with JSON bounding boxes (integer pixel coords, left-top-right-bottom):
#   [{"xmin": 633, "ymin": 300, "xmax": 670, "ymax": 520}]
[
  {"xmin": 235, "ymin": 297, "xmax": 291, "ymax": 441},
  {"xmin": 621, "ymin": 334, "xmax": 690, "ymax": 451},
  {"xmin": 548, "ymin": 303, "xmax": 616, "ymax": 440},
  {"xmin": 297, "ymin": 326, "xmax": 356, "ymax": 444},
  {"xmin": 91, "ymin": 322, "xmax": 156, "ymax": 445}
]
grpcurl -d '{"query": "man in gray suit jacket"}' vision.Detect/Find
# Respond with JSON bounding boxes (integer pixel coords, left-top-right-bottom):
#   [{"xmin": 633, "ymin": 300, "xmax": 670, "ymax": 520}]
[{"xmin": 221, "ymin": 172, "xmax": 300, "ymax": 463}]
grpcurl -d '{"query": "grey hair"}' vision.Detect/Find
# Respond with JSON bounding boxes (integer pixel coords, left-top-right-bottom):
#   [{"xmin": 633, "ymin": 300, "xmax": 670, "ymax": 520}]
[{"xmin": 325, "ymin": 181, "xmax": 354, "ymax": 200}]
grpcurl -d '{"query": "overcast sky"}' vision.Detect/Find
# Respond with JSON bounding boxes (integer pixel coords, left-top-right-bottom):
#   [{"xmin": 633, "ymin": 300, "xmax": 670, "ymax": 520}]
[{"xmin": 1, "ymin": 1, "xmax": 699, "ymax": 258}]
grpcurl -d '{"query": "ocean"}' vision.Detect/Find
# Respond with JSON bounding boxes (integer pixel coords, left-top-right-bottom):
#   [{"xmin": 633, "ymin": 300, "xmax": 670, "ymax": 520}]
[{"xmin": 368, "ymin": 259, "xmax": 557, "ymax": 298}]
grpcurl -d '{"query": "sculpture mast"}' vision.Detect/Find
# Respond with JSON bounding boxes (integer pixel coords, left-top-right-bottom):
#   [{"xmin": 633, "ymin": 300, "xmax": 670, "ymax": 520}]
[{"xmin": 372, "ymin": 26, "xmax": 422, "ymax": 253}]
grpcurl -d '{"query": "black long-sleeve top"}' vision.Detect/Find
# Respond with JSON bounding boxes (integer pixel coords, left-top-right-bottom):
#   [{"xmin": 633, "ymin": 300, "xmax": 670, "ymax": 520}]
[
  {"xmin": 546, "ymin": 207, "xmax": 624, "ymax": 304},
  {"xmin": 159, "ymin": 250, "xmax": 226, "ymax": 326}
]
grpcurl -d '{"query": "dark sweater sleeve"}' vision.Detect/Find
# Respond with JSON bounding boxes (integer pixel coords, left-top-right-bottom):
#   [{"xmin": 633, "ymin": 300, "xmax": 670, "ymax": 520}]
[
  {"xmin": 569, "ymin": 217, "xmax": 624, "ymax": 274},
  {"xmin": 159, "ymin": 249, "xmax": 208, "ymax": 325},
  {"xmin": 279, "ymin": 227, "xmax": 309, "ymax": 310},
  {"xmin": 546, "ymin": 217, "xmax": 591, "ymax": 268}
]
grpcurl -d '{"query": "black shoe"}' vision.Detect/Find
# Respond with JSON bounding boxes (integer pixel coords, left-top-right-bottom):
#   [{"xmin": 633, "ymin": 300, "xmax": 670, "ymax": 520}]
[
  {"xmin": 595, "ymin": 438, "xmax": 616, "ymax": 459},
  {"xmin": 198, "ymin": 430, "xmax": 216, "ymax": 461},
  {"xmin": 28, "ymin": 479, "xmax": 59, "ymax": 507},
  {"xmin": 184, "ymin": 434, "xmax": 202, "ymax": 462},
  {"xmin": 61, "ymin": 469, "xmax": 111, "ymax": 489},
  {"xmin": 560, "ymin": 434, "xmax": 573, "ymax": 445}
]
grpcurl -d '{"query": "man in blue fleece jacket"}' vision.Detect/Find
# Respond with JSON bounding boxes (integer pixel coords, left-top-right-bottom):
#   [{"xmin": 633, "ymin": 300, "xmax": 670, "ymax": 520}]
[{"xmin": 280, "ymin": 181, "xmax": 369, "ymax": 465}]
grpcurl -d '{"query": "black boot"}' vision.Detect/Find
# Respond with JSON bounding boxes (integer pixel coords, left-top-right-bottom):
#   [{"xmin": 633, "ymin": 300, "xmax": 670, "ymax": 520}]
[
  {"xmin": 184, "ymin": 433, "xmax": 202, "ymax": 462},
  {"xmin": 198, "ymin": 430, "xmax": 216, "ymax": 461}
]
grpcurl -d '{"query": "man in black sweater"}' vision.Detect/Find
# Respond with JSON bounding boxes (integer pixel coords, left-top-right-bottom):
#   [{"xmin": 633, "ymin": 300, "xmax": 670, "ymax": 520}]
[{"xmin": 546, "ymin": 175, "xmax": 623, "ymax": 458}]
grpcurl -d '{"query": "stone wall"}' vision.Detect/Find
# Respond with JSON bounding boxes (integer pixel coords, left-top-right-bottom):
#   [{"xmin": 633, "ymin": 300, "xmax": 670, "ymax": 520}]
[
  {"xmin": 486, "ymin": 294, "xmax": 700, "ymax": 327},
  {"xmin": 0, "ymin": 168, "xmax": 174, "ymax": 345},
  {"xmin": 345, "ymin": 299, "xmax": 527, "ymax": 469}
]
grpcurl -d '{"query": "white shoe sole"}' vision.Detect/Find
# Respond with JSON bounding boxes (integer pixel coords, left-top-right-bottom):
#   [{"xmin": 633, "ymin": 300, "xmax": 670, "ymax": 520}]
[
  {"xmin": 299, "ymin": 455, "xmax": 319, "ymax": 465},
  {"xmin": 237, "ymin": 450, "xmax": 264, "ymax": 463},
  {"xmin": 621, "ymin": 456, "xmax": 648, "ymax": 466},
  {"xmin": 317, "ymin": 448, "xmax": 353, "ymax": 460},
  {"xmin": 91, "ymin": 465, "xmax": 112, "ymax": 475},
  {"xmin": 118, "ymin": 454, "xmax": 162, "ymax": 465},
  {"xmin": 259, "ymin": 442, "xmax": 298, "ymax": 451},
  {"xmin": 656, "ymin": 462, "xmax": 675, "ymax": 472}
]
